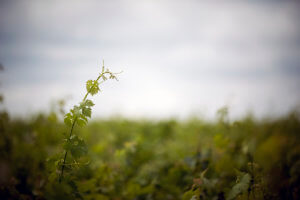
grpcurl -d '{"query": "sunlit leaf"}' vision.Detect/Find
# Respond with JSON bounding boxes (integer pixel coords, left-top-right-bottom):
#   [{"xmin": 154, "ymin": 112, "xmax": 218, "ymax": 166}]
[
  {"xmin": 82, "ymin": 107, "xmax": 92, "ymax": 118},
  {"xmin": 77, "ymin": 118, "xmax": 87, "ymax": 127},
  {"xmin": 64, "ymin": 113, "xmax": 73, "ymax": 126},
  {"xmin": 85, "ymin": 99, "xmax": 95, "ymax": 107},
  {"xmin": 86, "ymin": 80, "xmax": 100, "ymax": 95}
]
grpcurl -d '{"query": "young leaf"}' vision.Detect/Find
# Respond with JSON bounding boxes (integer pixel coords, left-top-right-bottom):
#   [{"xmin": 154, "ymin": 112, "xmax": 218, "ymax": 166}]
[
  {"xmin": 59, "ymin": 64, "xmax": 120, "ymax": 183},
  {"xmin": 86, "ymin": 80, "xmax": 100, "ymax": 95},
  {"xmin": 77, "ymin": 118, "xmax": 87, "ymax": 127},
  {"xmin": 86, "ymin": 80, "xmax": 93, "ymax": 92},
  {"xmin": 82, "ymin": 107, "xmax": 92, "ymax": 118},
  {"xmin": 64, "ymin": 113, "xmax": 73, "ymax": 126},
  {"xmin": 80, "ymin": 114, "xmax": 88, "ymax": 123},
  {"xmin": 85, "ymin": 99, "xmax": 95, "ymax": 107},
  {"xmin": 70, "ymin": 137, "xmax": 88, "ymax": 158}
]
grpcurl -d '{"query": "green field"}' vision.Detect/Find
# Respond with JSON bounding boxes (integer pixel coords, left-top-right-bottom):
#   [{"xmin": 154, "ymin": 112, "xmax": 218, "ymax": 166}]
[
  {"xmin": 1, "ymin": 1, "xmax": 300, "ymax": 199},
  {"xmin": 0, "ymin": 106, "xmax": 299, "ymax": 200}
]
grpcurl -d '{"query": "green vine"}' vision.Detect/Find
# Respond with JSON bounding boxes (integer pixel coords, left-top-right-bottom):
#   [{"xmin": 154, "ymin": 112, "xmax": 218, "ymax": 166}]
[{"xmin": 58, "ymin": 62, "xmax": 120, "ymax": 183}]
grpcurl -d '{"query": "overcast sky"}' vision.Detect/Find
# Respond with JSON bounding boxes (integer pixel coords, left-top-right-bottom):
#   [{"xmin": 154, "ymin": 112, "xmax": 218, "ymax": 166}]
[{"xmin": 0, "ymin": 0, "xmax": 300, "ymax": 119}]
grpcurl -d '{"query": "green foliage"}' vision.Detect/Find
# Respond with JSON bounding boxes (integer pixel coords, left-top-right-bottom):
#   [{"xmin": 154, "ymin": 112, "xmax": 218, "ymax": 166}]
[
  {"xmin": 227, "ymin": 171, "xmax": 251, "ymax": 200},
  {"xmin": 57, "ymin": 63, "xmax": 119, "ymax": 183},
  {"xmin": 1, "ymin": 97, "xmax": 300, "ymax": 199},
  {"xmin": 64, "ymin": 113, "xmax": 73, "ymax": 126},
  {"xmin": 63, "ymin": 135, "xmax": 88, "ymax": 159},
  {"xmin": 86, "ymin": 80, "xmax": 100, "ymax": 96}
]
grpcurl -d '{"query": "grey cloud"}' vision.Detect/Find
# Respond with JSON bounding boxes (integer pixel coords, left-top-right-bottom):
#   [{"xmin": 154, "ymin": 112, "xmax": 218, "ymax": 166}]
[{"xmin": 1, "ymin": 0, "xmax": 300, "ymax": 118}]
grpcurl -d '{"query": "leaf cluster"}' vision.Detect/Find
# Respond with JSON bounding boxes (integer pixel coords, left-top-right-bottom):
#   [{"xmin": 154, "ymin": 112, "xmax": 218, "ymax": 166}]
[
  {"xmin": 58, "ymin": 64, "xmax": 119, "ymax": 182},
  {"xmin": 64, "ymin": 99, "xmax": 95, "ymax": 128},
  {"xmin": 1, "ymin": 92, "xmax": 300, "ymax": 200},
  {"xmin": 63, "ymin": 135, "xmax": 88, "ymax": 159}
]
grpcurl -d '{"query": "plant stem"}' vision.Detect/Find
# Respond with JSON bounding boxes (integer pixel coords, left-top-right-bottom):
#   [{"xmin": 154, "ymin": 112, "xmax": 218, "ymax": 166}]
[
  {"xmin": 58, "ymin": 61, "xmax": 121, "ymax": 183},
  {"xmin": 59, "ymin": 117, "xmax": 77, "ymax": 183},
  {"xmin": 58, "ymin": 72, "xmax": 103, "ymax": 183}
]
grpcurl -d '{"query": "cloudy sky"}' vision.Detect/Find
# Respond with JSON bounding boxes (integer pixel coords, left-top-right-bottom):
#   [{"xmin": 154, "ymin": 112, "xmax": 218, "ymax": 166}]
[{"xmin": 0, "ymin": 0, "xmax": 300, "ymax": 119}]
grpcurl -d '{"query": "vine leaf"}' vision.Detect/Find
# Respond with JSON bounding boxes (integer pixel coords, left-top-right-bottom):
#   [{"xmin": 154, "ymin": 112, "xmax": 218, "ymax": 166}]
[
  {"xmin": 77, "ymin": 118, "xmax": 87, "ymax": 127},
  {"xmin": 59, "ymin": 64, "xmax": 120, "ymax": 183},
  {"xmin": 82, "ymin": 107, "xmax": 92, "ymax": 118},
  {"xmin": 86, "ymin": 80, "xmax": 100, "ymax": 95},
  {"xmin": 63, "ymin": 135, "xmax": 88, "ymax": 159},
  {"xmin": 84, "ymin": 99, "xmax": 95, "ymax": 107},
  {"xmin": 64, "ymin": 113, "xmax": 73, "ymax": 126}
]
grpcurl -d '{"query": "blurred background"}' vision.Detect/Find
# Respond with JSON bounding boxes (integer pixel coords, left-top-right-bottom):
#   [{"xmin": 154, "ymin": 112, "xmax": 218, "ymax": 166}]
[
  {"xmin": 1, "ymin": 1, "xmax": 300, "ymax": 200},
  {"xmin": 0, "ymin": 0, "xmax": 300, "ymax": 119}
]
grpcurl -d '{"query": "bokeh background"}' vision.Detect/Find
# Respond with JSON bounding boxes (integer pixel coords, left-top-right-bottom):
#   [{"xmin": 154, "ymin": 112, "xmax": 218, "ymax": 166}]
[
  {"xmin": 1, "ymin": 0, "xmax": 300, "ymax": 119},
  {"xmin": 1, "ymin": 1, "xmax": 300, "ymax": 200}
]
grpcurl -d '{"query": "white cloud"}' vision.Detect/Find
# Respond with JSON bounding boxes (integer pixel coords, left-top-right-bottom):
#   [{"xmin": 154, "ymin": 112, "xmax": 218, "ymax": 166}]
[{"xmin": 1, "ymin": 0, "xmax": 300, "ymax": 119}]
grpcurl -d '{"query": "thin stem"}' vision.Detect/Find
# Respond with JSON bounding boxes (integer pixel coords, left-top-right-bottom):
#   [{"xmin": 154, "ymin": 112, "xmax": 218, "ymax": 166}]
[
  {"xmin": 58, "ymin": 72, "xmax": 103, "ymax": 183},
  {"xmin": 58, "ymin": 64, "xmax": 119, "ymax": 183},
  {"xmin": 59, "ymin": 117, "xmax": 77, "ymax": 183},
  {"xmin": 83, "ymin": 73, "xmax": 103, "ymax": 101}
]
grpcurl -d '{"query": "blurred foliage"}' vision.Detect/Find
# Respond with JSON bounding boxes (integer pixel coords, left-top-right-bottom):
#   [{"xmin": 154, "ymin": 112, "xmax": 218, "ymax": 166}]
[{"xmin": 0, "ymin": 105, "xmax": 300, "ymax": 199}]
